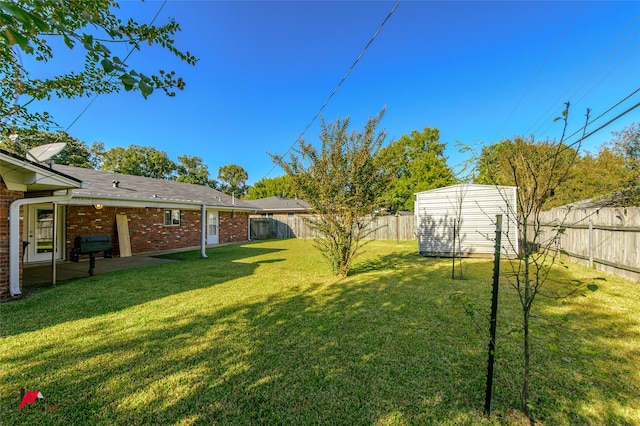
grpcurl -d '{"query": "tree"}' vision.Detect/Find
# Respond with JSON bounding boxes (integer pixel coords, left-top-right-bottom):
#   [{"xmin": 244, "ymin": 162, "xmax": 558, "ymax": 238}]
[
  {"xmin": 246, "ymin": 175, "xmax": 296, "ymax": 200},
  {"xmin": 0, "ymin": 129, "xmax": 100, "ymax": 168},
  {"xmin": 174, "ymin": 155, "xmax": 216, "ymax": 188},
  {"xmin": 611, "ymin": 122, "xmax": 640, "ymax": 190},
  {"xmin": 0, "ymin": 1, "xmax": 197, "ymax": 135},
  {"xmin": 100, "ymin": 144, "xmax": 175, "ymax": 179},
  {"xmin": 271, "ymin": 110, "xmax": 391, "ymax": 277},
  {"xmin": 475, "ymin": 137, "xmax": 578, "ymax": 209},
  {"xmin": 475, "ymin": 106, "xmax": 599, "ymax": 422},
  {"xmin": 377, "ymin": 127, "xmax": 456, "ymax": 212},
  {"xmin": 557, "ymin": 147, "xmax": 630, "ymax": 205},
  {"xmin": 217, "ymin": 164, "xmax": 248, "ymax": 196},
  {"xmin": 476, "ymin": 134, "xmax": 637, "ymax": 208}
]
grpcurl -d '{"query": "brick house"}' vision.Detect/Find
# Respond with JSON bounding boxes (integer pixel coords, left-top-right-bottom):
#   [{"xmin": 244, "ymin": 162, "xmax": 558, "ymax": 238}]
[{"xmin": 1, "ymin": 149, "xmax": 259, "ymax": 300}]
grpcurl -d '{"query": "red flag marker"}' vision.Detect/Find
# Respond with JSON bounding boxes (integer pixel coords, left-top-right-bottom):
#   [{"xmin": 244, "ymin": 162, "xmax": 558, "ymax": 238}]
[{"xmin": 19, "ymin": 390, "xmax": 43, "ymax": 408}]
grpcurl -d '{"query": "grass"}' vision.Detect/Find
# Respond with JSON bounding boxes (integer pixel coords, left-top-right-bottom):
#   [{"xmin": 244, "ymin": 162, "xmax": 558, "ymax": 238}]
[{"xmin": 1, "ymin": 239, "xmax": 639, "ymax": 425}]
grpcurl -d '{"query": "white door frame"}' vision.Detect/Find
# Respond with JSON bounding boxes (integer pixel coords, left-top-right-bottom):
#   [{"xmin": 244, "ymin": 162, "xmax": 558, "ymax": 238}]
[
  {"xmin": 25, "ymin": 203, "xmax": 65, "ymax": 263},
  {"xmin": 207, "ymin": 210, "xmax": 219, "ymax": 245}
]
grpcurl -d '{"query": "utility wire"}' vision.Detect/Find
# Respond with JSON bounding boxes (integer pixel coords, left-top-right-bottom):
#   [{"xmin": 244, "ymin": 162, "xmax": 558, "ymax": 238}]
[
  {"xmin": 527, "ymin": 14, "xmax": 640, "ymax": 137},
  {"xmin": 261, "ymin": 0, "xmax": 401, "ymax": 181},
  {"xmin": 490, "ymin": 1, "xmax": 582, "ymax": 144}
]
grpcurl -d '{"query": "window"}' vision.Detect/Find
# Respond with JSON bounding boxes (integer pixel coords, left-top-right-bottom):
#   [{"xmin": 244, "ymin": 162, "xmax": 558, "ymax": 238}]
[{"xmin": 164, "ymin": 209, "xmax": 180, "ymax": 226}]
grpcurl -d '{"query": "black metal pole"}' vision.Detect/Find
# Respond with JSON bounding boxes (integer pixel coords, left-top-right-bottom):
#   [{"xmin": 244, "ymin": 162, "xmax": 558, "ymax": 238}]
[
  {"xmin": 452, "ymin": 223, "xmax": 456, "ymax": 279},
  {"xmin": 484, "ymin": 214, "xmax": 502, "ymax": 416}
]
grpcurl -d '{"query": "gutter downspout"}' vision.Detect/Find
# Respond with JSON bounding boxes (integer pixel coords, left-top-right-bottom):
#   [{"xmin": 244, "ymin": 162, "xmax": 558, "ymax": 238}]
[
  {"xmin": 9, "ymin": 190, "xmax": 74, "ymax": 297},
  {"xmin": 200, "ymin": 204, "xmax": 208, "ymax": 259}
]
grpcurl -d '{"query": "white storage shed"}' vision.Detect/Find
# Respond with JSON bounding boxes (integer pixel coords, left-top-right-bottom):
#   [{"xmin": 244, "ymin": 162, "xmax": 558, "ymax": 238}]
[{"xmin": 415, "ymin": 183, "xmax": 519, "ymax": 258}]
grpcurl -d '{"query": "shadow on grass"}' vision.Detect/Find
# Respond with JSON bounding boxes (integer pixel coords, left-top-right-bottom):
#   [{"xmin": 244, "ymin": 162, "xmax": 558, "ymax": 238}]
[
  {"xmin": 0, "ymin": 244, "xmax": 285, "ymax": 337},
  {"xmin": 0, "ymin": 242, "xmax": 637, "ymax": 425},
  {"xmin": 1, "ymin": 254, "xmax": 491, "ymax": 425}
]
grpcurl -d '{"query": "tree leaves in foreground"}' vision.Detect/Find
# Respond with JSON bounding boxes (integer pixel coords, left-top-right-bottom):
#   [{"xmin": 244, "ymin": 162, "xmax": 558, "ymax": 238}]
[
  {"xmin": 271, "ymin": 109, "xmax": 391, "ymax": 277},
  {"xmin": 0, "ymin": 0, "xmax": 197, "ymax": 134}
]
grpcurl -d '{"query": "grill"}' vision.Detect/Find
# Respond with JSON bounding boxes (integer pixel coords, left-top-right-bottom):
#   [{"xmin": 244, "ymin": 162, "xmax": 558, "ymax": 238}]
[{"xmin": 71, "ymin": 235, "xmax": 112, "ymax": 276}]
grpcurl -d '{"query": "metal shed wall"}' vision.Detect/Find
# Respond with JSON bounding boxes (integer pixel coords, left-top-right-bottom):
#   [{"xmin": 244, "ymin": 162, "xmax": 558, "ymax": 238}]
[{"xmin": 415, "ymin": 184, "xmax": 518, "ymax": 257}]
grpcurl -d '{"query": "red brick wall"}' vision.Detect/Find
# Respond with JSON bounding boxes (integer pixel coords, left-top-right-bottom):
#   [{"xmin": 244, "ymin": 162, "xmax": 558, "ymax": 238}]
[
  {"xmin": 0, "ymin": 178, "xmax": 24, "ymax": 300},
  {"xmin": 66, "ymin": 206, "xmax": 202, "ymax": 257},
  {"xmin": 219, "ymin": 211, "xmax": 249, "ymax": 243},
  {"xmin": 65, "ymin": 206, "xmax": 249, "ymax": 258}
]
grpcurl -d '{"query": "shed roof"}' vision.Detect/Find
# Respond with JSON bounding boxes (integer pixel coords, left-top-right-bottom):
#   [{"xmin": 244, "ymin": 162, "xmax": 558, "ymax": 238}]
[{"xmin": 415, "ymin": 183, "xmax": 517, "ymax": 196}]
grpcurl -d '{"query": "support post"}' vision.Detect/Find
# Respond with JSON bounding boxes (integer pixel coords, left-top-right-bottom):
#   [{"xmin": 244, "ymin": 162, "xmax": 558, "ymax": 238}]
[
  {"xmin": 484, "ymin": 214, "xmax": 502, "ymax": 416},
  {"xmin": 588, "ymin": 219, "xmax": 593, "ymax": 269},
  {"xmin": 51, "ymin": 202, "xmax": 58, "ymax": 286}
]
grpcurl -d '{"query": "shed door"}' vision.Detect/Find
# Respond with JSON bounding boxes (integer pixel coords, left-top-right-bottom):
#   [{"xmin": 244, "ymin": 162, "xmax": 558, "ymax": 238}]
[{"xmin": 207, "ymin": 211, "xmax": 219, "ymax": 245}]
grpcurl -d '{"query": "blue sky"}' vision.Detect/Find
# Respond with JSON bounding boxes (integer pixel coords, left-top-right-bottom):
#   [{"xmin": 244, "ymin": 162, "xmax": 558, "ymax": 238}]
[{"xmin": 27, "ymin": 0, "xmax": 640, "ymax": 184}]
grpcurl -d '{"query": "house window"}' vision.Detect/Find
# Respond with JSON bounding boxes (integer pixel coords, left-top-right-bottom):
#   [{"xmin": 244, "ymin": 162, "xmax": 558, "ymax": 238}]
[{"xmin": 164, "ymin": 209, "xmax": 180, "ymax": 226}]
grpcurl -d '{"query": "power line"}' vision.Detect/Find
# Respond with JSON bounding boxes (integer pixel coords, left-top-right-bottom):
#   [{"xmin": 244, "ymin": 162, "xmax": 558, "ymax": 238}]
[
  {"xmin": 527, "ymin": 14, "xmax": 640, "ymax": 138},
  {"xmin": 563, "ymin": 86, "xmax": 640, "ymax": 147},
  {"xmin": 260, "ymin": 0, "xmax": 401, "ymax": 181},
  {"xmin": 490, "ymin": 1, "xmax": 582, "ymax": 144}
]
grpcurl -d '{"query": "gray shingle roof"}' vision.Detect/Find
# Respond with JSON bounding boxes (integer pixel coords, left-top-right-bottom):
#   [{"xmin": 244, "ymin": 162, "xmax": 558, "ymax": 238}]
[
  {"xmin": 248, "ymin": 196, "xmax": 311, "ymax": 211},
  {"xmin": 53, "ymin": 165, "xmax": 259, "ymax": 210}
]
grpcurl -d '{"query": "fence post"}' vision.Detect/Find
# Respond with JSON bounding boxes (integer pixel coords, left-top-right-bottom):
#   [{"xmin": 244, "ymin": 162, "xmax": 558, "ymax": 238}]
[
  {"xmin": 484, "ymin": 214, "xmax": 502, "ymax": 416},
  {"xmin": 589, "ymin": 219, "xmax": 593, "ymax": 269}
]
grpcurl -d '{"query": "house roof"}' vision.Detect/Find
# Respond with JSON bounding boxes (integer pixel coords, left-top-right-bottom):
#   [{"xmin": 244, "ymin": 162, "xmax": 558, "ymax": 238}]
[
  {"xmin": 248, "ymin": 196, "xmax": 311, "ymax": 212},
  {"xmin": 0, "ymin": 148, "xmax": 84, "ymax": 192},
  {"xmin": 52, "ymin": 164, "xmax": 259, "ymax": 211}
]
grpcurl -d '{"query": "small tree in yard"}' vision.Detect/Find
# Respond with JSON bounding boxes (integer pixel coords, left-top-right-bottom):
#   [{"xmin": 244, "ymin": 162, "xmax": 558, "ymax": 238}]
[
  {"xmin": 474, "ymin": 104, "xmax": 600, "ymax": 422},
  {"xmin": 271, "ymin": 109, "xmax": 390, "ymax": 277}
]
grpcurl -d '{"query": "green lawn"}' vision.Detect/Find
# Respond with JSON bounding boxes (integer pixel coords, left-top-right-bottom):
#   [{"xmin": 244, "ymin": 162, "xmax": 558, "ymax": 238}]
[{"xmin": 1, "ymin": 240, "xmax": 638, "ymax": 425}]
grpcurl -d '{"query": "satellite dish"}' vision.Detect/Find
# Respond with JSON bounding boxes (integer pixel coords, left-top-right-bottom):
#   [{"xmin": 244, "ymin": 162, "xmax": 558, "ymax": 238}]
[{"xmin": 27, "ymin": 143, "xmax": 66, "ymax": 163}]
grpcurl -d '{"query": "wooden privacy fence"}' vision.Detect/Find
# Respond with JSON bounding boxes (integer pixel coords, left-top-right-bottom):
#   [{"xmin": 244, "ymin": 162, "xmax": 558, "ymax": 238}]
[
  {"xmin": 250, "ymin": 215, "xmax": 417, "ymax": 241},
  {"xmin": 538, "ymin": 207, "xmax": 640, "ymax": 282}
]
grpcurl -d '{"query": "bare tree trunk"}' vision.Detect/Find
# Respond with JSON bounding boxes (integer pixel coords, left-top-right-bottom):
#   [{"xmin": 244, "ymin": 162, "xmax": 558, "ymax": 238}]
[{"xmin": 522, "ymin": 256, "xmax": 532, "ymax": 423}]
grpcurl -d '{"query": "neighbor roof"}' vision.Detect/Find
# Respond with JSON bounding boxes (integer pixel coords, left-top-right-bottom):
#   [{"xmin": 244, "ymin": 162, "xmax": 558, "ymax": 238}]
[
  {"xmin": 249, "ymin": 196, "xmax": 311, "ymax": 212},
  {"xmin": 52, "ymin": 164, "xmax": 259, "ymax": 211}
]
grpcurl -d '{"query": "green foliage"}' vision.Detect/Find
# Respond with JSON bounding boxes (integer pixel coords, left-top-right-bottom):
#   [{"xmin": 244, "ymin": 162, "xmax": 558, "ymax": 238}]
[
  {"xmin": 0, "ymin": 0, "xmax": 197, "ymax": 134},
  {"xmin": 612, "ymin": 122, "xmax": 640, "ymax": 175},
  {"xmin": 475, "ymin": 136, "xmax": 578, "ymax": 210},
  {"xmin": 217, "ymin": 163, "xmax": 248, "ymax": 196},
  {"xmin": 271, "ymin": 109, "xmax": 391, "ymax": 277},
  {"xmin": 246, "ymin": 175, "xmax": 296, "ymax": 200},
  {"xmin": 174, "ymin": 155, "xmax": 216, "ymax": 188},
  {"xmin": 557, "ymin": 147, "xmax": 631, "ymax": 206},
  {"xmin": 475, "ymin": 124, "xmax": 640, "ymax": 208},
  {"xmin": 0, "ymin": 129, "xmax": 101, "ymax": 168},
  {"xmin": 377, "ymin": 127, "xmax": 456, "ymax": 212},
  {"xmin": 100, "ymin": 144, "xmax": 175, "ymax": 179}
]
